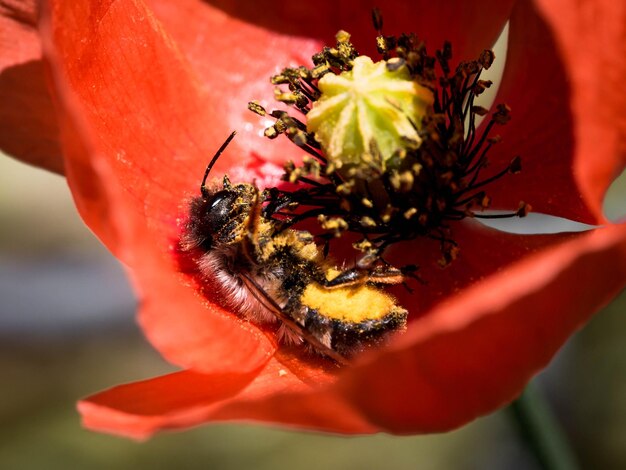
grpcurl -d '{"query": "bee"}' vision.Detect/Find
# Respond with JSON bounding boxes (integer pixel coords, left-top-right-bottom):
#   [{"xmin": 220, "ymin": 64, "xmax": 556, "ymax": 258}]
[{"xmin": 180, "ymin": 132, "xmax": 408, "ymax": 364}]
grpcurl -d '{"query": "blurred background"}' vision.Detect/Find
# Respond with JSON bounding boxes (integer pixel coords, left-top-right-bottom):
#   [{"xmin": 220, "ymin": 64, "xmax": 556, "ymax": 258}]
[{"xmin": 0, "ymin": 150, "xmax": 624, "ymax": 469}]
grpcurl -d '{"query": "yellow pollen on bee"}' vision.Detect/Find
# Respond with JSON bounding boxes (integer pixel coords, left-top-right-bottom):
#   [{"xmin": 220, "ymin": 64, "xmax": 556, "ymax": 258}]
[
  {"xmin": 274, "ymin": 230, "xmax": 320, "ymax": 262},
  {"xmin": 301, "ymin": 282, "xmax": 397, "ymax": 323}
]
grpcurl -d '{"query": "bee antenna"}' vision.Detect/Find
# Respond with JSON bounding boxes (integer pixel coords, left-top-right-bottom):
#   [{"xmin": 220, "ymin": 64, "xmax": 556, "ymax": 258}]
[{"xmin": 201, "ymin": 131, "xmax": 237, "ymax": 197}]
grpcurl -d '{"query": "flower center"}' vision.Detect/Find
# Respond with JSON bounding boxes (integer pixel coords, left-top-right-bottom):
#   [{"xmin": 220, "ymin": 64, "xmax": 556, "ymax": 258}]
[
  {"xmin": 249, "ymin": 18, "xmax": 529, "ymax": 268},
  {"xmin": 307, "ymin": 54, "xmax": 433, "ymax": 166}
]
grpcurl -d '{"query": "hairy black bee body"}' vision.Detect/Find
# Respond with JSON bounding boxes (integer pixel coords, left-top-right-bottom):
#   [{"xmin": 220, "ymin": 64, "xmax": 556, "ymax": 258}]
[{"xmin": 181, "ymin": 176, "xmax": 407, "ymax": 362}]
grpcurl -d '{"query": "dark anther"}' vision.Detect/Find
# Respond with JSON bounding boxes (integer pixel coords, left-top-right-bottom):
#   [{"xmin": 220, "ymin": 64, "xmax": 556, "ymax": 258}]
[
  {"xmin": 517, "ymin": 201, "xmax": 531, "ymax": 217},
  {"xmin": 442, "ymin": 41, "xmax": 453, "ymax": 61},
  {"xmin": 372, "ymin": 8, "xmax": 384, "ymax": 33},
  {"xmin": 478, "ymin": 49, "xmax": 495, "ymax": 69},
  {"xmin": 270, "ymin": 110, "xmax": 289, "ymax": 119},
  {"xmin": 471, "ymin": 105, "xmax": 489, "ymax": 116},
  {"xmin": 473, "ymin": 80, "xmax": 493, "ymax": 95},
  {"xmin": 493, "ymin": 104, "xmax": 512, "ymax": 124},
  {"xmin": 509, "ymin": 156, "xmax": 522, "ymax": 174}
]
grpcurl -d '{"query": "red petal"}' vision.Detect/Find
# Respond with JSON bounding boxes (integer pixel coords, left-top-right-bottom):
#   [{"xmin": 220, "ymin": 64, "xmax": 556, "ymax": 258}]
[
  {"xmin": 485, "ymin": 0, "xmax": 600, "ymax": 223},
  {"xmin": 0, "ymin": 0, "xmax": 62, "ymax": 172},
  {"xmin": 338, "ymin": 223, "xmax": 626, "ymax": 432},
  {"xmin": 146, "ymin": 0, "xmax": 514, "ymax": 168},
  {"xmin": 79, "ymin": 351, "xmax": 359, "ymax": 439},
  {"xmin": 39, "ymin": 0, "xmax": 276, "ymax": 373},
  {"xmin": 387, "ymin": 220, "xmax": 583, "ymax": 316},
  {"xmin": 79, "ymin": 369, "xmax": 262, "ymax": 440},
  {"xmin": 533, "ymin": 0, "xmax": 626, "ymax": 221},
  {"xmin": 165, "ymin": 0, "xmax": 515, "ymax": 58},
  {"xmin": 134, "ymin": 239, "xmax": 277, "ymax": 374}
]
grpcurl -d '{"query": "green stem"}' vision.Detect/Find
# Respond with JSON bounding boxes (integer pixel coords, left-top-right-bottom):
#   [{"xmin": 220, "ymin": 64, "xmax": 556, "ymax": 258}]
[{"xmin": 509, "ymin": 381, "xmax": 580, "ymax": 470}]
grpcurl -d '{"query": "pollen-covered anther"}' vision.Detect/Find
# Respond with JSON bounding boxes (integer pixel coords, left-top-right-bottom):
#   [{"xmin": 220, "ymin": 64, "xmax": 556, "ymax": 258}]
[
  {"xmin": 318, "ymin": 214, "xmax": 348, "ymax": 236},
  {"xmin": 361, "ymin": 198, "xmax": 374, "ymax": 208},
  {"xmin": 335, "ymin": 30, "xmax": 351, "ymax": 44},
  {"xmin": 325, "ymin": 162, "xmax": 341, "ymax": 175},
  {"xmin": 312, "ymin": 64, "xmax": 331, "ymax": 80},
  {"xmin": 247, "ymin": 101, "xmax": 266, "ymax": 116},
  {"xmin": 360, "ymin": 216, "xmax": 377, "ymax": 228},
  {"xmin": 301, "ymin": 156, "xmax": 322, "ymax": 178},
  {"xmin": 335, "ymin": 180, "xmax": 354, "ymax": 196},
  {"xmin": 381, "ymin": 205, "xmax": 396, "ymax": 223},
  {"xmin": 438, "ymin": 245, "xmax": 460, "ymax": 268},
  {"xmin": 353, "ymin": 238, "xmax": 374, "ymax": 253},
  {"xmin": 403, "ymin": 207, "xmax": 418, "ymax": 219},
  {"xmin": 389, "ymin": 170, "xmax": 414, "ymax": 192},
  {"xmin": 306, "ymin": 55, "xmax": 434, "ymax": 167},
  {"xmin": 285, "ymin": 128, "xmax": 308, "ymax": 147},
  {"xmin": 282, "ymin": 161, "xmax": 299, "ymax": 183},
  {"xmin": 264, "ymin": 126, "xmax": 279, "ymax": 139},
  {"xmin": 270, "ymin": 73, "xmax": 289, "ymax": 85},
  {"xmin": 274, "ymin": 88, "xmax": 308, "ymax": 108},
  {"xmin": 271, "ymin": 119, "xmax": 287, "ymax": 135}
]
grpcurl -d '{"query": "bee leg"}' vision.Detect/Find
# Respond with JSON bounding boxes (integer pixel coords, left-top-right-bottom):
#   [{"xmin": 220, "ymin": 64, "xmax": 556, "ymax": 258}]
[
  {"xmin": 323, "ymin": 268, "xmax": 366, "ymax": 288},
  {"xmin": 324, "ymin": 263, "xmax": 405, "ymax": 288},
  {"xmin": 322, "ymin": 247, "xmax": 405, "ymax": 288},
  {"xmin": 241, "ymin": 184, "xmax": 263, "ymax": 261}
]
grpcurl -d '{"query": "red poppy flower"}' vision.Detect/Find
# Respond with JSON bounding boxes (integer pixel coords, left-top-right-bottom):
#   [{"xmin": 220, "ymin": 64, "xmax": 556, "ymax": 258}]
[{"xmin": 2, "ymin": 0, "xmax": 625, "ymax": 439}]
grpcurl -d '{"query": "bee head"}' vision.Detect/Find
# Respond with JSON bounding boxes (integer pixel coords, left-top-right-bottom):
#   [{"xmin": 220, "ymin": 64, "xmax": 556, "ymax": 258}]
[{"xmin": 184, "ymin": 178, "xmax": 256, "ymax": 250}]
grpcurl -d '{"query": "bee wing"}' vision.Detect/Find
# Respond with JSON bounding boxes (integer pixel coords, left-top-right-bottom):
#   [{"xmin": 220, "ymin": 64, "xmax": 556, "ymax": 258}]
[{"xmin": 240, "ymin": 273, "xmax": 350, "ymax": 366}]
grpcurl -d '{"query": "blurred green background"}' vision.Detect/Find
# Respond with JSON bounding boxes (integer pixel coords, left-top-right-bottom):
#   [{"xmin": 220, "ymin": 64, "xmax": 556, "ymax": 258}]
[{"xmin": 0, "ymin": 154, "xmax": 624, "ymax": 470}]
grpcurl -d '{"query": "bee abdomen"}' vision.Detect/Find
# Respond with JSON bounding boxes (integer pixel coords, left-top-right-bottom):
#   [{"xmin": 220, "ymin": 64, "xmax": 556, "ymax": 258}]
[{"xmin": 297, "ymin": 283, "xmax": 408, "ymax": 357}]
